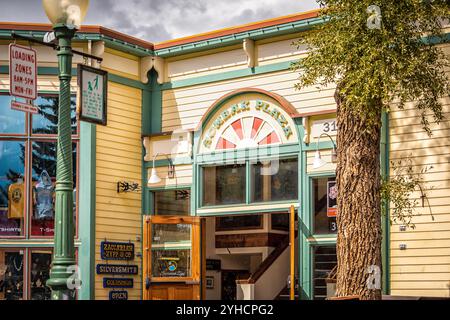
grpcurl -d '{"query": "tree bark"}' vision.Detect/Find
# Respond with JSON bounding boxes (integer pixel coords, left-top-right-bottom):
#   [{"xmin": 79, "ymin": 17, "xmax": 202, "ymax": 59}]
[{"xmin": 334, "ymin": 88, "xmax": 383, "ymax": 300}]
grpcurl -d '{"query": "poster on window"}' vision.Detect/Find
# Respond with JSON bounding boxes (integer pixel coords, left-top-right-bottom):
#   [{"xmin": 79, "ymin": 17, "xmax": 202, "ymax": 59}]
[
  {"xmin": 327, "ymin": 181, "xmax": 337, "ymax": 217},
  {"xmin": 77, "ymin": 64, "xmax": 108, "ymax": 126}
]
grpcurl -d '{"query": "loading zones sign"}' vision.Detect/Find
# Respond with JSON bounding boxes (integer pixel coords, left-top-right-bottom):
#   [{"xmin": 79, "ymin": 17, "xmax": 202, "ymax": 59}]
[{"xmin": 9, "ymin": 44, "xmax": 38, "ymax": 113}]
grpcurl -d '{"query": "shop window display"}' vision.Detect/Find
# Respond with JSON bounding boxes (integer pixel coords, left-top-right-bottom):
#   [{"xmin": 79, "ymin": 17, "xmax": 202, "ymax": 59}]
[
  {"xmin": 0, "ymin": 141, "xmax": 25, "ymax": 237},
  {"xmin": 312, "ymin": 177, "xmax": 338, "ymax": 235},
  {"xmin": 0, "ymin": 94, "xmax": 78, "ymax": 239},
  {"xmin": 251, "ymin": 158, "xmax": 298, "ymax": 202},
  {"xmin": 0, "ymin": 250, "xmax": 24, "ymax": 300},
  {"xmin": 30, "ymin": 251, "xmax": 52, "ymax": 300},
  {"xmin": 30, "ymin": 141, "xmax": 77, "ymax": 237}
]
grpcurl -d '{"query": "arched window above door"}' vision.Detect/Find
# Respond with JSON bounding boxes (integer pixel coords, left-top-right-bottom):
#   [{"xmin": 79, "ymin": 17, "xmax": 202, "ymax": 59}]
[{"xmin": 197, "ymin": 89, "xmax": 300, "ymax": 154}]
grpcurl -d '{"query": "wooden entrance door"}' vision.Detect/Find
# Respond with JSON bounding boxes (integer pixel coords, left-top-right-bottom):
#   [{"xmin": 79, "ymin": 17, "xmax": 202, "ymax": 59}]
[{"xmin": 143, "ymin": 216, "xmax": 204, "ymax": 300}]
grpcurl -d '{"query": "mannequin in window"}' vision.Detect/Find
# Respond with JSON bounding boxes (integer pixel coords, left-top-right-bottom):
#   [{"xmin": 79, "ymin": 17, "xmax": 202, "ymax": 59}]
[{"xmin": 33, "ymin": 170, "xmax": 55, "ymax": 220}]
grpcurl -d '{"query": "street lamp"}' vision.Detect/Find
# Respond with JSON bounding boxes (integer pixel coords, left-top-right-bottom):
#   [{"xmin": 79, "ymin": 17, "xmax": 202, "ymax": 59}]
[{"xmin": 42, "ymin": 0, "xmax": 89, "ymax": 300}]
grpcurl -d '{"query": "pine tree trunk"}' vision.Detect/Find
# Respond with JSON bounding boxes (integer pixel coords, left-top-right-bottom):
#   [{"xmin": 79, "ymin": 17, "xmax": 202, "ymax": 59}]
[{"xmin": 334, "ymin": 88, "xmax": 383, "ymax": 300}]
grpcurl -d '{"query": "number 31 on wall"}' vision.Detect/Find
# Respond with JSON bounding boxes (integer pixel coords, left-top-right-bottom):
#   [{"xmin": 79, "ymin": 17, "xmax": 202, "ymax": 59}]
[{"xmin": 311, "ymin": 118, "xmax": 338, "ymax": 138}]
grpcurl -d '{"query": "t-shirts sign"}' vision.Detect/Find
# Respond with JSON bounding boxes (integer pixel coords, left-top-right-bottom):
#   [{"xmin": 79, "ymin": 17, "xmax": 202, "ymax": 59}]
[
  {"xmin": 9, "ymin": 44, "xmax": 37, "ymax": 100},
  {"xmin": 77, "ymin": 64, "xmax": 108, "ymax": 126}
]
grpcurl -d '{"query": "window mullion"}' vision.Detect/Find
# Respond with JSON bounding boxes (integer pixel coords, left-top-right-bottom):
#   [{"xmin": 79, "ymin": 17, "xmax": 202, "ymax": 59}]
[{"xmin": 246, "ymin": 160, "xmax": 251, "ymax": 205}]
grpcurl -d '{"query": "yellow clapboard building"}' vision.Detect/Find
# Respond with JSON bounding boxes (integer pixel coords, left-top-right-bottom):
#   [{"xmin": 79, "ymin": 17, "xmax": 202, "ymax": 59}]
[{"xmin": 0, "ymin": 9, "xmax": 449, "ymax": 300}]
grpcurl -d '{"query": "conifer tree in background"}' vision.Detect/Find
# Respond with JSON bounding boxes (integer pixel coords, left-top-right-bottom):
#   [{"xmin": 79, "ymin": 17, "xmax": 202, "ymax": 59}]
[{"xmin": 294, "ymin": 1, "xmax": 449, "ymax": 299}]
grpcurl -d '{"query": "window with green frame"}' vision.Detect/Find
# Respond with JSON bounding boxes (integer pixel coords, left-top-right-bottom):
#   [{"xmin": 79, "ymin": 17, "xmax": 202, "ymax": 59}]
[
  {"xmin": 201, "ymin": 158, "xmax": 298, "ymax": 207},
  {"xmin": 311, "ymin": 176, "xmax": 337, "ymax": 235},
  {"xmin": 153, "ymin": 189, "xmax": 190, "ymax": 215}
]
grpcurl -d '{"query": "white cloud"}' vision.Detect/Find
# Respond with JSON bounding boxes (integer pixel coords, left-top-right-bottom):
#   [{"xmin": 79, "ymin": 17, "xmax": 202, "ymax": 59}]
[{"xmin": 1, "ymin": 0, "xmax": 319, "ymax": 42}]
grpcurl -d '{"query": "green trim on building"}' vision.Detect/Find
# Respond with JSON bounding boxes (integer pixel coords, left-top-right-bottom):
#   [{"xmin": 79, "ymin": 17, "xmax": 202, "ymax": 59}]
[
  {"xmin": 381, "ymin": 112, "xmax": 390, "ymax": 295},
  {"xmin": 1, "ymin": 65, "xmax": 149, "ymax": 91},
  {"xmin": 154, "ymin": 17, "xmax": 325, "ymax": 57},
  {"xmin": 197, "ymin": 143, "xmax": 300, "ymax": 165},
  {"xmin": 78, "ymin": 121, "xmax": 96, "ymax": 300},
  {"xmin": 0, "ymin": 30, "xmax": 153, "ymax": 56},
  {"xmin": 148, "ymin": 70, "xmax": 163, "ymax": 134},
  {"xmin": 144, "ymin": 157, "xmax": 193, "ymax": 168},
  {"xmin": 160, "ymin": 60, "xmax": 294, "ymax": 91}
]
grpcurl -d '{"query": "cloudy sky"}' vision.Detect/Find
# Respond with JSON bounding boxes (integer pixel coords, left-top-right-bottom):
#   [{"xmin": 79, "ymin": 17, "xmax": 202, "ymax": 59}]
[{"xmin": 1, "ymin": 0, "xmax": 319, "ymax": 43}]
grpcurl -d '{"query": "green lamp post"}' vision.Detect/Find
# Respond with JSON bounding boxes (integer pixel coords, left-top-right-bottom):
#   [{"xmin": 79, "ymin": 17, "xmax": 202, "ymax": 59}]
[{"xmin": 42, "ymin": 0, "xmax": 89, "ymax": 300}]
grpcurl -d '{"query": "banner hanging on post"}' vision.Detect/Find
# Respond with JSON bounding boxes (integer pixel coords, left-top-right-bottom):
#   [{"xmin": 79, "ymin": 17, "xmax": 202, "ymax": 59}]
[{"xmin": 77, "ymin": 64, "xmax": 108, "ymax": 126}]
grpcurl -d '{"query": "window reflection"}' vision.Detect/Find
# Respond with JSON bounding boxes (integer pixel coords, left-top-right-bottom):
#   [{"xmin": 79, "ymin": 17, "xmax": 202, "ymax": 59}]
[
  {"xmin": 31, "ymin": 141, "xmax": 77, "ymax": 237},
  {"xmin": 0, "ymin": 96, "xmax": 25, "ymax": 134},
  {"xmin": 251, "ymin": 158, "xmax": 298, "ymax": 202},
  {"xmin": 202, "ymin": 164, "xmax": 246, "ymax": 206},
  {"xmin": 32, "ymin": 96, "xmax": 77, "ymax": 135},
  {"xmin": 312, "ymin": 177, "xmax": 337, "ymax": 234},
  {"xmin": 151, "ymin": 224, "xmax": 192, "ymax": 278},
  {"xmin": 0, "ymin": 141, "xmax": 25, "ymax": 237},
  {"xmin": 154, "ymin": 190, "xmax": 190, "ymax": 215}
]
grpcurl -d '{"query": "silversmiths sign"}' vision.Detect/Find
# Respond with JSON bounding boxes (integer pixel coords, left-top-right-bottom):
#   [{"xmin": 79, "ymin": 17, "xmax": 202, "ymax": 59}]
[
  {"xmin": 77, "ymin": 64, "xmax": 108, "ymax": 125},
  {"xmin": 100, "ymin": 241, "xmax": 134, "ymax": 260},
  {"xmin": 96, "ymin": 264, "xmax": 138, "ymax": 275}
]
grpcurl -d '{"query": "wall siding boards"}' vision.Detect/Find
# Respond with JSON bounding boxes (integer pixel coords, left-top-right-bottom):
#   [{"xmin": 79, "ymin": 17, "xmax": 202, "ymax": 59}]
[
  {"xmin": 161, "ymin": 69, "xmax": 336, "ymax": 132},
  {"xmin": 94, "ymin": 82, "xmax": 142, "ymax": 300},
  {"xmin": 388, "ymin": 43, "xmax": 450, "ymax": 298}
]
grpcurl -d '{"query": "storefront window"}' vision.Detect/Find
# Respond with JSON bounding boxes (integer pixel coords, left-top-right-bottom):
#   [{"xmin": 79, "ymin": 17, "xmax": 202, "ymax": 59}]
[
  {"xmin": 0, "ymin": 141, "xmax": 25, "ymax": 237},
  {"xmin": 32, "ymin": 96, "xmax": 77, "ymax": 135},
  {"xmin": 0, "ymin": 96, "xmax": 25, "ymax": 134},
  {"xmin": 154, "ymin": 189, "xmax": 190, "ymax": 215},
  {"xmin": 313, "ymin": 246, "xmax": 337, "ymax": 300},
  {"xmin": 312, "ymin": 177, "xmax": 337, "ymax": 235},
  {"xmin": 30, "ymin": 142, "xmax": 77, "ymax": 237},
  {"xmin": 151, "ymin": 224, "xmax": 192, "ymax": 278},
  {"xmin": 0, "ymin": 94, "xmax": 79, "ymax": 239},
  {"xmin": 29, "ymin": 251, "xmax": 52, "ymax": 300},
  {"xmin": 202, "ymin": 164, "xmax": 246, "ymax": 206},
  {"xmin": 0, "ymin": 250, "xmax": 24, "ymax": 300},
  {"xmin": 251, "ymin": 158, "xmax": 298, "ymax": 202}
]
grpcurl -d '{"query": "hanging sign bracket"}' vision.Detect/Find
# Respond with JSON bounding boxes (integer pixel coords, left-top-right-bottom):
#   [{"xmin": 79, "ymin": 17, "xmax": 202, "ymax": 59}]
[{"xmin": 11, "ymin": 31, "xmax": 103, "ymax": 63}]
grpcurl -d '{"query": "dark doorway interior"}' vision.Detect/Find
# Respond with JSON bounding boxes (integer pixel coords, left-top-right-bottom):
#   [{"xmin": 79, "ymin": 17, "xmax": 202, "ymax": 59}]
[{"xmin": 221, "ymin": 270, "xmax": 250, "ymax": 300}]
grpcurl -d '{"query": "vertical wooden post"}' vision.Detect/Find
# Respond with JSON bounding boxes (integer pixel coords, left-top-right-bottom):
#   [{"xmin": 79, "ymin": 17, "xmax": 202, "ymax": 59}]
[{"xmin": 290, "ymin": 205, "xmax": 295, "ymax": 300}]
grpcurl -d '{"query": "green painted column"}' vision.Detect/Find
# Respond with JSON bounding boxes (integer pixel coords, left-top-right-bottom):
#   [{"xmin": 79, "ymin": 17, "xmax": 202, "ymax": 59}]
[{"xmin": 46, "ymin": 25, "xmax": 78, "ymax": 300}]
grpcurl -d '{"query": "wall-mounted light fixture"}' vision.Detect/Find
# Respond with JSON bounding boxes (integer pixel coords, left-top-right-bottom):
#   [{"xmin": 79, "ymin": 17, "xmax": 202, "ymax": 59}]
[
  {"xmin": 148, "ymin": 153, "xmax": 175, "ymax": 185},
  {"xmin": 313, "ymin": 133, "xmax": 338, "ymax": 169}
]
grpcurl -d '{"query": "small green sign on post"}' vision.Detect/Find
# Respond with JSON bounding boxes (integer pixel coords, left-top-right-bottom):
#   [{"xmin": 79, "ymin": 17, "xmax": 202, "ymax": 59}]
[{"xmin": 77, "ymin": 64, "xmax": 108, "ymax": 126}]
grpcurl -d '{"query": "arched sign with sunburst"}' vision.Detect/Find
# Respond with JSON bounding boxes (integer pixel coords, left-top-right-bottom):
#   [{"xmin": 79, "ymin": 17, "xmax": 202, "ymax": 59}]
[{"xmin": 199, "ymin": 93, "xmax": 298, "ymax": 154}]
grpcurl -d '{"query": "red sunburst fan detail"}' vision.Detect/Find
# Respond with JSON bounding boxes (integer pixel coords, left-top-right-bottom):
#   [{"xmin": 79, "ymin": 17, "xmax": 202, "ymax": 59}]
[
  {"xmin": 251, "ymin": 117, "xmax": 264, "ymax": 139},
  {"xmin": 216, "ymin": 137, "xmax": 236, "ymax": 150},
  {"xmin": 258, "ymin": 131, "xmax": 280, "ymax": 145},
  {"xmin": 231, "ymin": 119, "xmax": 244, "ymax": 140}
]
